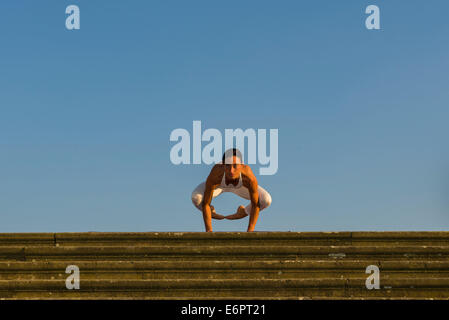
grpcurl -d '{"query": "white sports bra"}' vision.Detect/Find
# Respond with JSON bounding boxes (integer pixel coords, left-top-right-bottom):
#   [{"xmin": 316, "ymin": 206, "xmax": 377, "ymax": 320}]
[{"xmin": 219, "ymin": 172, "xmax": 243, "ymax": 189}]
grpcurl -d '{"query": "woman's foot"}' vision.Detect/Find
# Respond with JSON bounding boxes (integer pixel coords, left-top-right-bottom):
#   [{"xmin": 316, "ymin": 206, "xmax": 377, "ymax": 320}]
[
  {"xmin": 225, "ymin": 205, "xmax": 248, "ymax": 220},
  {"xmin": 210, "ymin": 205, "xmax": 225, "ymax": 220}
]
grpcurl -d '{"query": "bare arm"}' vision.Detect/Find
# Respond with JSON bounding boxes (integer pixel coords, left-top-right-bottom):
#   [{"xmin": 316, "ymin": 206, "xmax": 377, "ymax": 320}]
[
  {"xmin": 201, "ymin": 166, "xmax": 226, "ymax": 231},
  {"xmin": 202, "ymin": 178, "xmax": 215, "ymax": 232},
  {"xmin": 247, "ymin": 179, "xmax": 260, "ymax": 232}
]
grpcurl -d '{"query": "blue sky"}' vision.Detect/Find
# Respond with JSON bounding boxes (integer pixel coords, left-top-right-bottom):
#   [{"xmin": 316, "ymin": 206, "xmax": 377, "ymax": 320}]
[{"xmin": 1, "ymin": 1, "xmax": 448, "ymax": 232}]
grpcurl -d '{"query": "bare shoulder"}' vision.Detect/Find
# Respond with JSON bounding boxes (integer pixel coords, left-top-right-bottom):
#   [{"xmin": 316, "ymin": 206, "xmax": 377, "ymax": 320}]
[
  {"xmin": 241, "ymin": 165, "xmax": 258, "ymax": 187},
  {"xmin": 206, "ymin": 164, "xmax": 224, "ymax": 185}
]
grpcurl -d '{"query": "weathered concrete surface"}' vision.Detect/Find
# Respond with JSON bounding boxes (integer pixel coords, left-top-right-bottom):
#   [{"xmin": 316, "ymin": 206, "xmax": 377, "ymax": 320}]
[{"xmin": 0, "ymin": 232, "xmax": 448, "ymax": 299}]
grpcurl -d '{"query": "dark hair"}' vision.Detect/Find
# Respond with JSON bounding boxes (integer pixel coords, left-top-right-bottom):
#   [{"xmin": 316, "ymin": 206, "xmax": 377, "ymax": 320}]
[{"xmin": 222, "ymin": 148, "xmax": 243, "ymax": 164}]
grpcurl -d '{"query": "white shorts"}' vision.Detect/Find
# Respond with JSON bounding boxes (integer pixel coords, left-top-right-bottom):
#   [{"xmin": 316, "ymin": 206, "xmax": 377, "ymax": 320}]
[{"xmin": 191, "ymin": 182, "xmax": 272, "ymax": 215}]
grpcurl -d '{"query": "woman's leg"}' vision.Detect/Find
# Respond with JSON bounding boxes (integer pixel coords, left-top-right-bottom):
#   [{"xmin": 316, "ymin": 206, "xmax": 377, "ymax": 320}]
[
  {"xmin": 226, "ymin": 185, "xmax": 272, "ymax": 219},
  {"xmin": 243, "ymin": 185, "xmax": 272, "ymax": 214},
  {"xmin": 191, "ymin": 182, "xmax": 207, "ymax": 211},
  {"xmin": 191, "ymin": 182, "xmax": 224, "ymax": 218}
]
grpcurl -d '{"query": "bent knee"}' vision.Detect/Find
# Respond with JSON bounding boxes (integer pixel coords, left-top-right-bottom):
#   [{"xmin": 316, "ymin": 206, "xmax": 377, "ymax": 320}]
[
  {"xmin": 191, "ymin": 192, "xmax": 203, "ymax": 207},
  {"xmin": 260, "ymin": 193, "xmax": 272, "ymax": 209}
]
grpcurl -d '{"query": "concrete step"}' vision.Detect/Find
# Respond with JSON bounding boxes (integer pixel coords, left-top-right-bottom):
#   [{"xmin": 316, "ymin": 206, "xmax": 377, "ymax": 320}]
[
  {"xmin": 0, "ymin": 260, "xmax": 448, "ymax": 280},
  {"xmin": 1, "ymin": 245, "xmax": 449, "ymax": 261},
  {"xmin": 1, "ymin": 270, "xmax": 448, "ymax": 281},
  {"xmin": 0, "ymin": 232, "xmax": 448, "ymax": 299},
  {"xmin": 1, "ymin": 278, "xmax": 449, "ymax": 299},
  {"xmin": 1, "ymin": 232, "xmax": 449, "ymax": 246},
  {"xmin": 2, "ymin": 259, "xmax": 449, "ymax": 270}
]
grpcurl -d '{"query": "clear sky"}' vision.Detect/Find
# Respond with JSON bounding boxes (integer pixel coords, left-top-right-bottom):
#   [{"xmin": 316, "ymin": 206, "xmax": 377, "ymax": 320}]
[{"xmin": 1, "ymin": 1, "xmax": 448, "ymax": 232}]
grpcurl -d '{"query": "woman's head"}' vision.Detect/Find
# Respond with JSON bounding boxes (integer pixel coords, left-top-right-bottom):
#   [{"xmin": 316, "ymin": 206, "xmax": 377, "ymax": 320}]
[{"xmin": 222, "ymin": 148, "xmax": 243, "ymax": 179}]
